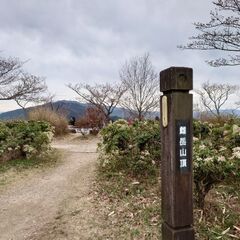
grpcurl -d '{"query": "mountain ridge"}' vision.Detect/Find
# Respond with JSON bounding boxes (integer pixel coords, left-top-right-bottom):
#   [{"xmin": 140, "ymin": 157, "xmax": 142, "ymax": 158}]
[{"xmin": 0, "ymin": 100, "xmax": 239, "ymax": 121}]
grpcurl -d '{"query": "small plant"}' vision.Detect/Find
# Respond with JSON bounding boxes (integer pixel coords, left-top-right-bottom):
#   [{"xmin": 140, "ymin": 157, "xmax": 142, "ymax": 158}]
[
  {"xmin": 98, "ymin": 119, "xmax": 161, "ymax": 178},
  {"xmin": 193, "ymin": 120, "xmax": 240, "ymax": 209},
  {"xmin": 0, "ymin": 120, "xmax": 53, "ymax": 162}
]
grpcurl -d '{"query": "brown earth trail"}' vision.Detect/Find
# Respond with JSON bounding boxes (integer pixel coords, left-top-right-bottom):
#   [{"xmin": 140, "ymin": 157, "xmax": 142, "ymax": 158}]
[{"xmin": 0, "ymin": 135, "xmax": 105, "ymax": 240}]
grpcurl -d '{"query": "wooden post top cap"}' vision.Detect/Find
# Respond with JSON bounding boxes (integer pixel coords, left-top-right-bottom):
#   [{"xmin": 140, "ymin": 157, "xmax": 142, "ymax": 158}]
[{"xmin": 160, "ymin": 67, "xmax": 193, "ymax": 92}]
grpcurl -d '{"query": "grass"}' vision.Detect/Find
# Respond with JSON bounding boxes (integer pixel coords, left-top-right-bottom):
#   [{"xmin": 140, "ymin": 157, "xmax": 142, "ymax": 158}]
[
  {"xmin": 195, "ymin": 182, "xmax": 240, "ymax": 239},
  {"xmin": 0, "ymin": 150, "xmax": 60, "ymax": 172},
  {"xmin": 95, "ymin": 169, "xmax": 240, "ymax": 240},
  {"xmin": 94, "ymin": 172, "xmax": 161, "ymax": 239},
  {"xmin": 0, "ymin": 149, "xmax": 61, "ymax": 188}
]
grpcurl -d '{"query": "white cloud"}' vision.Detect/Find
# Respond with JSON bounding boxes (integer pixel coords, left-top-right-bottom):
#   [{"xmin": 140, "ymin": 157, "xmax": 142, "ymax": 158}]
[{"xmin": 0, "ymin": 0, "xmax": 239, "ymax": 111}]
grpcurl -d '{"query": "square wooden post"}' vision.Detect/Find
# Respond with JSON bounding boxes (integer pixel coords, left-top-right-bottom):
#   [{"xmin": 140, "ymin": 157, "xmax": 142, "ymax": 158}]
[{"xmin": 160, "ymin": 67, "xmax": 195, "ymax": 240}]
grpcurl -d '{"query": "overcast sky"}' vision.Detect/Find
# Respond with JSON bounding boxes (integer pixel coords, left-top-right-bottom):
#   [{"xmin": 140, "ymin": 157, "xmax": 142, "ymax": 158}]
[{"xmin": 0, "ymin": 0, "xmax": 239, "ymax": 112}]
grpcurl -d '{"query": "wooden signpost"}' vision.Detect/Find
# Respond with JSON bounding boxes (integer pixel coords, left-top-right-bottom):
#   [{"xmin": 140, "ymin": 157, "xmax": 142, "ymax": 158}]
[{"xmin": 160, "ymin": 67, "xmax": 195, "ymax": 240}]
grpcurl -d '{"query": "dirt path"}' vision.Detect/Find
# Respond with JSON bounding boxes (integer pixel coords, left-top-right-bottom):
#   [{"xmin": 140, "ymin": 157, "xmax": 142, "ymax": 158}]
[{"xmin": 0, "ymin": 135, "xmax": 102, "ymax": 240}]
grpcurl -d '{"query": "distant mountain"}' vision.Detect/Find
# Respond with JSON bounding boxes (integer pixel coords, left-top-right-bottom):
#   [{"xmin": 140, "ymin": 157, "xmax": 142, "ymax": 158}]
[
  {"xmin": 0, "ymin": 100, "xmax": 126, "ymax": 121},
  {"xmin": 47, "ymin": 100, "xmax": 88, "ymax": 119},
  {"xmin": 0, "ymin": 108, "xmax": 26, "ymax": 120},
  {"xmin": 1, "ymin": 100, "xmax": 238, "ymax": 121},
  {"xmin": 194, "ymin": 109, "xmax": 240, "ymax": 119},
  {"xmin": 221, "ymin": 109, "xmax": 240, "ymax": 116}
]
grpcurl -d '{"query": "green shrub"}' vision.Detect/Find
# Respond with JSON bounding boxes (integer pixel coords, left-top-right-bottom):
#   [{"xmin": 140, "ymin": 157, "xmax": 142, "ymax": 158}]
[
  {"xmin": 98, "ymin": 118, "xmax": 240, "ymax": 208},
  {"xmin": 193, "ymin": 119, "xmax": 240, "ymax": 208},
  {"xmin": 0, "ymin": 120, "xmax": 53, "ymax": 162},
  {"xmin": 98, "ymin": 119, "xmax": 161, "ymax": 178}
]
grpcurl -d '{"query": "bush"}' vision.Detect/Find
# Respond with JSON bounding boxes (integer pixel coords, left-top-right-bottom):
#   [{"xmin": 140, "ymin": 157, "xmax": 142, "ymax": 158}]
[
  {"xmin": 28, "ymin": 107, "xmax": 68, "ymax": 136},
  {"xmin": 98, "ymin": 118, "xmax": 240, "ymax": 209},
  {"xmin": 75, "ymin": 107, "xmax": 106, "ymax": 135},
  {"xmin": 98, "ymin": 119, "xmax": 161, "ymax": 178},
  {"xmin": 0, "ymin": 120, "xmax": 53, "ymax": 162},
  {"xmin": 193, "ymin": 119, "xmax": 240, "ymax": 208}
]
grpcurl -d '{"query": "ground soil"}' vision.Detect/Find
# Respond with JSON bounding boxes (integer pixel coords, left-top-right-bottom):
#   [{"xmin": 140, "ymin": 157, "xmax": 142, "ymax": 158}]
[{"xmin": 0, "ymin": 134, "xmax": 105, "ymax": 240}]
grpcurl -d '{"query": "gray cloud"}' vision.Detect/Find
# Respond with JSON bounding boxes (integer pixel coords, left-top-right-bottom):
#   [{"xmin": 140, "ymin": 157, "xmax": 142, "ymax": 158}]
[{"xmin": 0, "ymin": 0, "xmax": 239, "ymax": 111}]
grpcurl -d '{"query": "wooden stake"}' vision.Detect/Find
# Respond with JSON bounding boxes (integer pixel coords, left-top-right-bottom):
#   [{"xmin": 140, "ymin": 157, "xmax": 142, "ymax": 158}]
[{"xmin": 160, "ymin": 67, "xmax": 195, "ymax": 240}]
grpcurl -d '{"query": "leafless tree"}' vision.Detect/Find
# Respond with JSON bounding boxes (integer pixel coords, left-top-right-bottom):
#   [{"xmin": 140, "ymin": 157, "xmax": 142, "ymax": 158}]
[
  {"xmin": 119, "ymin": 53, "xmax": 159, "ymax": 120},
  {"xmin": 40, "ymin": 93, "xmax": 56, "ymax": 111},
  {"xmin": 179, "ymin": 0, "xmax": 240, "ymax": 67},
  {"xmin": 0, "ymin": 56, "xmax": 47, "ymax": 109},
  {"xmin": 40, "ymin": 93, "xmax": 66, "ymax": 114},
  {"xmin": 68, "ymin": 82, "xmax": 126, "ymax": 122},
  {"xmin": 0, "ymin": 57, "xmax": 22, "ymax": 83},
  {"xmin": 196, "ymin": 81, "xmax": 239, "ymax": 116},
  {"xmin": 14, "ymin": 74, "xmax": 47, "ymax": 110}
]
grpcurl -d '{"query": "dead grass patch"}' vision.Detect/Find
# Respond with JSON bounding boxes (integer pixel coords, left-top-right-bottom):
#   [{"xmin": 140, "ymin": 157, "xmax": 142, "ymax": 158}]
[{"xmin": 94, "ymin": 172, "xmax": 161, "ymax": 239}]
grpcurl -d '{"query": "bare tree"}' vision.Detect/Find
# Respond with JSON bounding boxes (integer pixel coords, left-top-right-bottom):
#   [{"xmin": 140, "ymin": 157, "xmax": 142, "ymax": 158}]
[
  {"xmin": 179, "ymin": 0, "xmax": 240, "ymax": 67},
  {"xmin": 40, "ymin": 93, "xmax": 67, "ymax": 114},
  {"xmin": 0, "ymin": 57, "xmax": 22, "ymax": 92},
  {"xmin": 68, "ymin": 82, "xmax": 126, "ymax": 122},
  {"xmin": 196, "ymin": 81, "xmax": 239, "ymax": 116},
  {"xmin": 119, "ymin": 53, "xmax": 159, "ymax": 120},
  {"xmin": 0, "ymin": 56, "xmax": 47, "ymax": 109},
  {"xmin": 39, "ymin": 93, "xmax": 56, "ymax": 111},
  {"xmin": 14, "ymin": 74, "xmax": 47, "ymax": 110}
]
